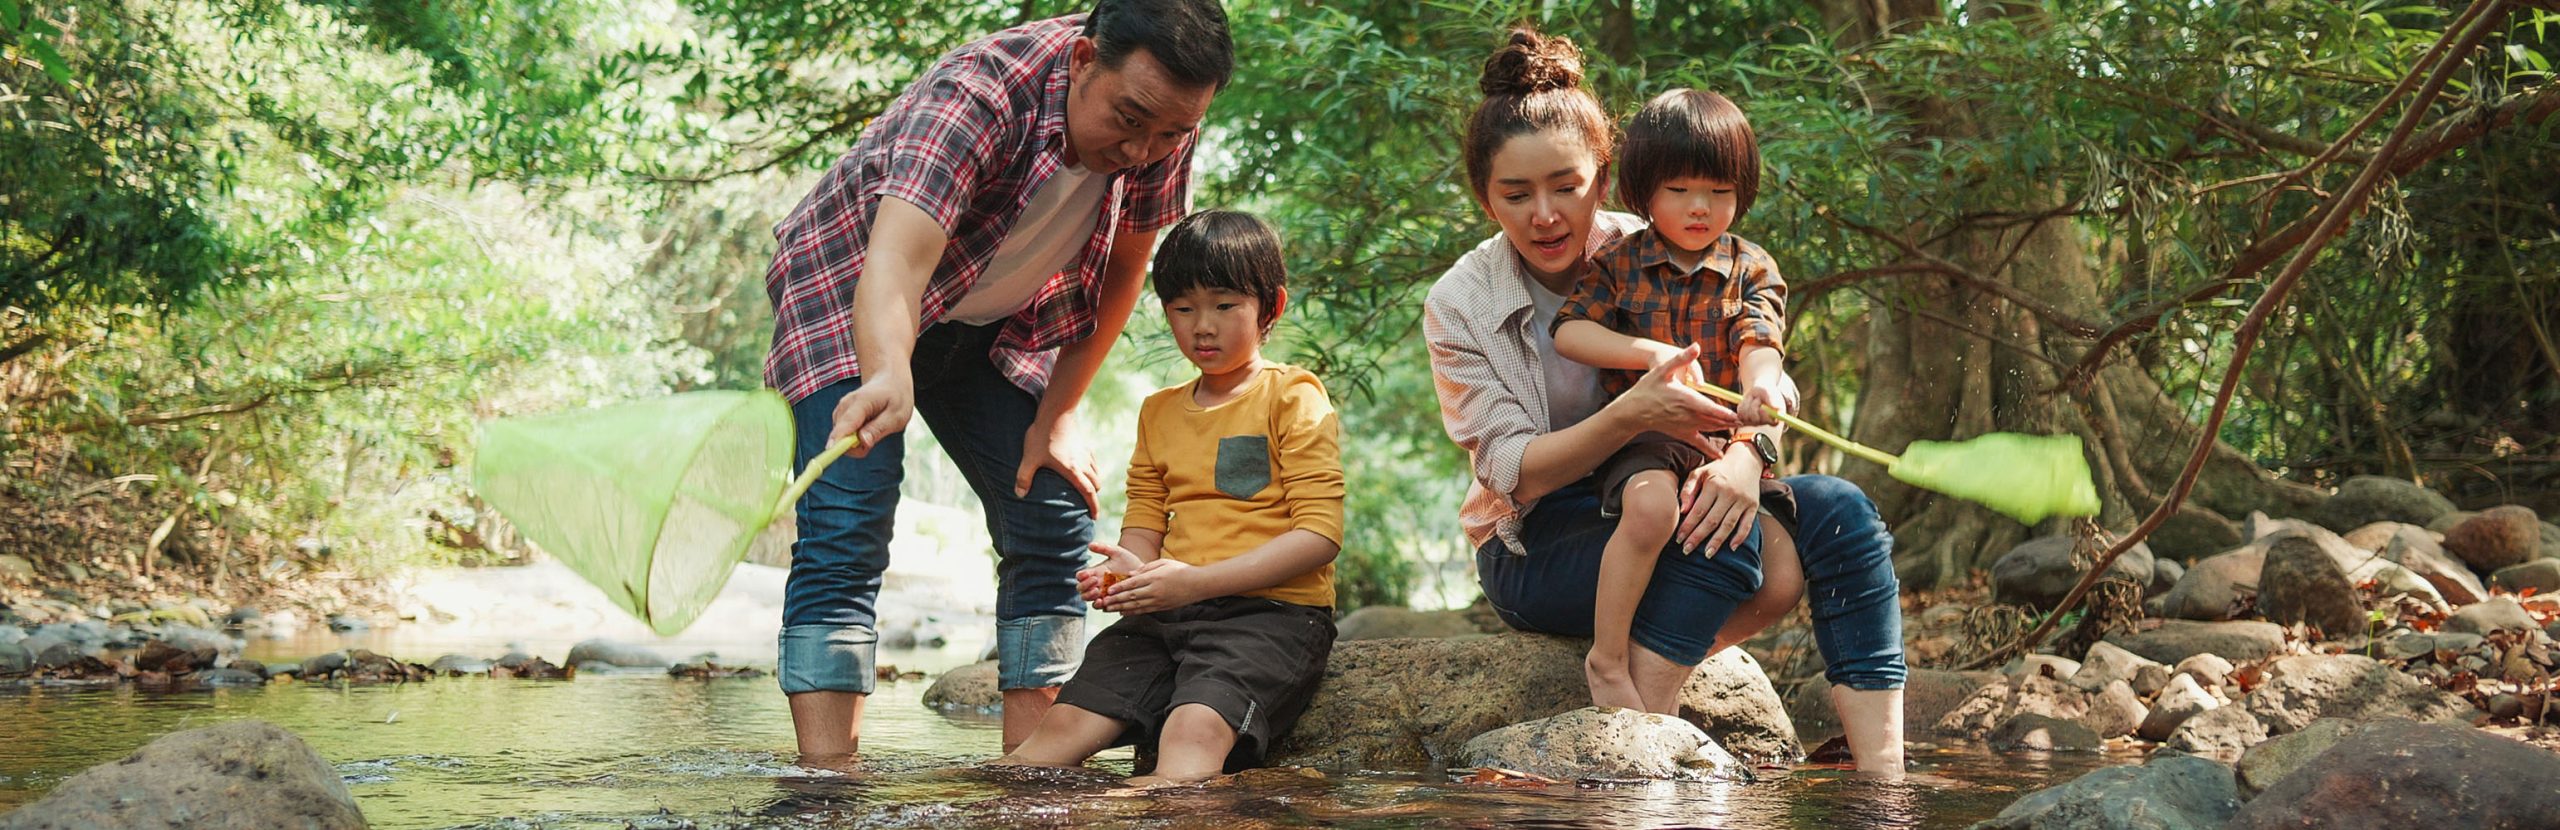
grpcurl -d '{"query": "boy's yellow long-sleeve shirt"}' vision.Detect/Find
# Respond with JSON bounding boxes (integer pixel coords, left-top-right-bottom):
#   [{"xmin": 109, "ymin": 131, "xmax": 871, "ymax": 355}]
[{"xmin": 1124, "ymin": 363, "xmax": 1343, "ymax": 608}]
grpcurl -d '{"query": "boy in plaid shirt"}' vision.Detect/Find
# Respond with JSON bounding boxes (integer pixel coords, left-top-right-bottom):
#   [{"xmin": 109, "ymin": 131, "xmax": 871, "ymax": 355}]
[{"xmin": 1552, "ymin": 88, "xmax": 1797, "ymax": 710}]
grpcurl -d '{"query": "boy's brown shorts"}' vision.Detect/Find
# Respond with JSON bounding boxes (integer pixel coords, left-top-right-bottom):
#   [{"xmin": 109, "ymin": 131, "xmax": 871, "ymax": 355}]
[
  {"xmin": 1055, "ymin": 596, "xmax": 1336, "ymax": 773},
  {"xmin": 1597, "ymin": 433, "xmax": 1712, "ymax": 517}
]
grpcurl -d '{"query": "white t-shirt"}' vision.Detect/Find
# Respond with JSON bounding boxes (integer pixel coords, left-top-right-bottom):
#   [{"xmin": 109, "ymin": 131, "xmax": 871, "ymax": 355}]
[
  {"xmin": 1527, "ymin": 276, "xmax": 1606, "ymax": 431},
  {"xmin": 946, "ymin": 164, "xmax": 1108, "ymax": 325}
]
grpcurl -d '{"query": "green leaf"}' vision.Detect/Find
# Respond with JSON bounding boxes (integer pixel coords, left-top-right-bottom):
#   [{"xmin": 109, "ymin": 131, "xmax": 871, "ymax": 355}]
[{"xmin": 28, "ymin": 37, "xmax": 69, "ymax": 84}]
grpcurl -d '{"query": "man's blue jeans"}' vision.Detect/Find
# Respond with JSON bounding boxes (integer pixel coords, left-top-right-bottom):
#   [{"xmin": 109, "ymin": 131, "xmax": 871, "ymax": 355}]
[
  {"xmin": 777, "ymin": 322, "xmax": 1089, "ymax": 695},
  {"xmin": 1477, "ymin": 474, "xmax": 1905, "ymax": 690}
]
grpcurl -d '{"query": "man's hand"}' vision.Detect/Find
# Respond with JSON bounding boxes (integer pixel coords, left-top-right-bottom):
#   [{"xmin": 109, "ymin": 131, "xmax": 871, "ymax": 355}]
[
  {"xmin": 1016, "ymin": 416, "xmax": 1100, "ymax": 511},
  {"xmin": 829, "ymin": 374, "xmax": 915, "ymax": 458},
  {"xmin": 1077, "ymin": 541, "xmax": 1146, "ymax": 604},
  {"xmin": 1097, "ymin": 558, "xmax": 1208, "ymax": 615}
]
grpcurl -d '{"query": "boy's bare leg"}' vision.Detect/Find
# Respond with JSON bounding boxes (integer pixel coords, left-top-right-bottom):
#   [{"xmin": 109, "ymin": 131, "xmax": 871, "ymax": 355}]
[
  {"xmin": 1128, "ymin": 703, "xmax": 1238, "ymax": 786},
  {"xmin": 789, "ymin": 692, "xmax": 867, "ymax": 769},
  {"xmin": 994, "ymin": 703, "xmax": 1125, "ymax": 768},
  {"xmin": 1001, "ymin": 687, "xmax": 1061, "ymax": 754},
  {"xmin": 1589, "ymin": 469, "xmax": 1678, "ymax": 711},
  {"xmin": 1831, "ymin": 684, "xmax": 1907, "ymax": 777}
]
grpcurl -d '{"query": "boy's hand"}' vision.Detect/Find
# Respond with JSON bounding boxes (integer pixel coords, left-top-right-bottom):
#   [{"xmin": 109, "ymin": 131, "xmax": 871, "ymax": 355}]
[
  {"xmin": 1737, "ymin": 373, "xmax": 1798, "ymax": 426},
  {"xmin": 1077, "ymin": 542, "xmax": 1145, "ymax": 604},
  {"xmin": 1096, "ymin": 559, "xmax": 1207, "ymax": 615}
]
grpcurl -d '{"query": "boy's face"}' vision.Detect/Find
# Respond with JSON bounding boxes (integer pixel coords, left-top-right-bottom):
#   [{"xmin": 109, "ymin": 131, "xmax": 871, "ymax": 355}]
[
  {"xmin": 1163, "ymin": 287, "xmax": 1265, "ymax": 378},
  {"xmin": 1646, "ymin": 174, "xmax": 1739, "ymax": 256}
]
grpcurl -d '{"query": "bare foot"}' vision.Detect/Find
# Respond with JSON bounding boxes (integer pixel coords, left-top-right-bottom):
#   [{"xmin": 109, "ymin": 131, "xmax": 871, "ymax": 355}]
[
  {"xmin": 1584, "ymin": 649, "xmax": 1644, "ymax": 711},
  {"xmin": 793, "ymin": 752, "xmax": 860, "ymax": 773},
  {"xmin": 1123, "ymin": 773, "xmax": 1214, "ymax": 789}
]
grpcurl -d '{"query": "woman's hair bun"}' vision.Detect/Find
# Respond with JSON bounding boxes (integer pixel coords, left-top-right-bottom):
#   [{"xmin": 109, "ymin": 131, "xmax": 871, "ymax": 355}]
[{"xmin": 1479, "ymin": 28, "xmax": 1584, "ymax": 97}]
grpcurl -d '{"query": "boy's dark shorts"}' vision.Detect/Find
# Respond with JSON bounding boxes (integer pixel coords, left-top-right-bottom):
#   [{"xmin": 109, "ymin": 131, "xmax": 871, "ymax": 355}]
[
  {"xmin": 1055, "ymin": 596, "xmax": 1336, "ymax": 772},
  {"xmin": 1598, "ymin": 432, "xmax": 1711, "ymax": 517}
]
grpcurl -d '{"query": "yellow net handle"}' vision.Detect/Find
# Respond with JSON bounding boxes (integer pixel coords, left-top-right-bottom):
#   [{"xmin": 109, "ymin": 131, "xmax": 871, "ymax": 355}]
[
  {"xmin": 774, "ymin": 435, "xmax": 862, "ymax": 515},
  {"xmin": 1683, "ymin": 381, "xmax": 1902, "ymax": 469}
]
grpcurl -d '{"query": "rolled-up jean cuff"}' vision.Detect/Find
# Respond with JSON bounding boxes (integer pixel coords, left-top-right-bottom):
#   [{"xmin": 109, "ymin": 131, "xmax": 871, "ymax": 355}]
[
  {"xmin": 996, "ymin": 615, "xmax": 1084, "ymax": 690},
  {"xmin": 778, "ymin": 624, "xmax": 878, "ymax": 695},
  {"xmin": 1826, "ymin": 655, "xmax": 1908, "ymax": 691}
]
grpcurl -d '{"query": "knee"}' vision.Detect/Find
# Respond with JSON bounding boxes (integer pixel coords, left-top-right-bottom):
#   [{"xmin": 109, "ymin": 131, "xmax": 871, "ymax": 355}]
[
  {"xmin": 1162, "ymin": 703, "xmax": 1235, "ymax": 741},
  {"xmin": 1616, "ymin": 477, "xmax": 1681, "ymax": 540},
  {"xmin": 1790, "ymin": 475, "xmax": 1880, "ymax": 524}
]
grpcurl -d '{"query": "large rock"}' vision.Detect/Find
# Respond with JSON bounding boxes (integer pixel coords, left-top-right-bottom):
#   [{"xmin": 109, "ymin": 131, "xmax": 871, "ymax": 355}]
[
  {"xmin": 2256, "ymin": 532, "xmax": 2369, "ymax": 638},
  {"xmin": 2069, "ymin": 642, "xmax": 2164, "ymax": 693},
  {"xmin": 1455, "ymin": 706, "xmax": 1745, "ymax": 782},
  {"xmin": 1989, "ymin": 713, "xmax": 2102, "ymax": 752},
  {"xmin": 2104, "ymin": 620, "xmax": 2288, "ymax": 666},
  {"xmin": 564, "ymin": 639, "xmax": 669, "ymax": 668},
  {"xmin": 921, "ymin": 660, "xmax": 1000, "ymax": 713},
  {"xmin": 1332, "ymin": 606, "xmax": 1488, "ymax": 641},
  {"xmin": 2319, "ymin": 475, "xmax": 2456, "ymax": 532},
  {"xmin": 0, "ymin": 641, "xmax": 28, "ymax": 675},
  {"xmin": 1673, "ymin": 648, "xmax": 1798, "ymax": 762},
  {"xmin": 2444, "ymin": 597, "xmax": 2539, "ymax": 635},
  {"xmin": 0, "ymin": 720, "xmax": 364, "ymax": 829},
  {"xmin": 2490, "ymin": 559, "xmax": 2560, "ymax": 595},
  {"xmin": 1787, "ymin": 667, "xmax": 1995, "ymax": 739},
  {"xmin": 2159, "ymin": 547, "xmax": 2264, "ymax": 621},
  {"xmin": 2226, "ymin": 719, "xmax": 2560, "ymax": 829},
  {"xmin": 1936, "ymin": 673, "xmax": 2091, "ymax": 740},
  {"xmin": 2242, "ymin": 654, "xmax": 2476, "ymax": 734},
  {"xmin": 1271, "ymin": 632, "xmax": 1789, "ymax": 771},
  {"xmin": 2139, "ymin": 673, "xmax": 2219, "ymax": 742},
  {"xmin": 1992, "ymin": 536, "xmax": 2154, "ymax": 611},
  {"xmin": 2443, "ymin": 505, "xmax": 2541, "ymax": 572},
  {"xmin": 2345, "ymin": 522, "xmax": 2486, "ymax": 604},
  {"xmin": 2233, "ymin": 717, "xmax": 2369, "ymax": 799},
  {"xmin": 1971, "ymin": 754, "xmax": 2241, "ymax": 830},
  {"xmin": 2149, "ymin": 558, "xmax": 2185, "ymax": 599},
  {"xmin": 2078, "ymin": 680, "xmax": 2148, "ymax": 740},
  {"xmin": 2163, "ymin": 703, "xmax": 2268, "ymax": 755},
  {"xmin": 2145, "ymin": 507, "xmax": 2243, "ymax": 567}
]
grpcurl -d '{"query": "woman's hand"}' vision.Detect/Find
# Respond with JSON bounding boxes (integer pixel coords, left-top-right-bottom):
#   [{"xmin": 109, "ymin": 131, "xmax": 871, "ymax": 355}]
[
  {"xmin": 1676, "ymin": 450, "xmax": 1764, "ymax": 556},
  {"xmin": 1016, "ymin": 415, "xmax": 1101, "ymax": 512},
  {"xmin": 1613, "ymin": 344, "xmax": 1745, "ymax": 437},
  {"xmin": 1076, "ymin": 542, "xmax": 1145, "ymax": 604},
  {"xmin": 1098, "ymin": 558, "xmax": 1209, "ymax": 615}
]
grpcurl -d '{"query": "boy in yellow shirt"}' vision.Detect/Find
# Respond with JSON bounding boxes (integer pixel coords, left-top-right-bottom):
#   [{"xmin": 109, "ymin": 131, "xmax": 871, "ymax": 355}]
[{"xmin": 994, "ymin": 210, "xmax": 1344, "ymax": 785}]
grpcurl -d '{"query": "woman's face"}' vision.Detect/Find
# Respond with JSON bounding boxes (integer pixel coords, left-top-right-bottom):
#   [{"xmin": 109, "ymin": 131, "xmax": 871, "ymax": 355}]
[{"xmin": 1479, "ymin": 131, "xmax": 1607, "ymax": 285}]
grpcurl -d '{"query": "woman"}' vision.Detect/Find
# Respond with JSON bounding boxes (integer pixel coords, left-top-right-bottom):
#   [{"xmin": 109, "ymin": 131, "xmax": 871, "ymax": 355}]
[{"xmin": 1423, "ymin": 28, "xmax": 1908, "ymax": 774}]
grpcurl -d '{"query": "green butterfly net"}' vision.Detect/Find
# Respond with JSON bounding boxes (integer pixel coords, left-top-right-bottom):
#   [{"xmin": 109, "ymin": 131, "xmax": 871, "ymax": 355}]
[
  {"xmin": 1691, "ymin": 382, "xmax": 2100, "ymax": 525},
  {"xmin": 472, "ymin": 390, "xmax": 854, "ymax": 635}
]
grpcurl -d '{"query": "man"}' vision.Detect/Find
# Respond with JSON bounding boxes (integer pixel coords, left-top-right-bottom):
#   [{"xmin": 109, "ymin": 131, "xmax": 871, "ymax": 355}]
[{"xmin": 761, "ymin": 0, "xmax": 1233, "ymax": 765}]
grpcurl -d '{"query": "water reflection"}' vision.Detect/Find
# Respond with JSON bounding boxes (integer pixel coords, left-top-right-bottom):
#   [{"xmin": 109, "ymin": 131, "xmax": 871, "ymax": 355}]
[{"xmin": 2, "ymin": 645, "xmax": 2124, "ymax": 829}]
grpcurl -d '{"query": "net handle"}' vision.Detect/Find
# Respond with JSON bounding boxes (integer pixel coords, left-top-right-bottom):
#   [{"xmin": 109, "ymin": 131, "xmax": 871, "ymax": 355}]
[
  {"xmin": 773, "ymin": 435, "xmax": 861, "ymax": 515},
  {"xmin": 1683, "ymin": 381, "xmax": 1902, "ymax": 469}
]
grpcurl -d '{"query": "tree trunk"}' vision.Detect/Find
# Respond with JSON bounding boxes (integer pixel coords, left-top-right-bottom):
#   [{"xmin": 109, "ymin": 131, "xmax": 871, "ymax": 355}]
[{"xmin": 1812, "ymin": 0, "xmax": 2321, "ymax": 586}]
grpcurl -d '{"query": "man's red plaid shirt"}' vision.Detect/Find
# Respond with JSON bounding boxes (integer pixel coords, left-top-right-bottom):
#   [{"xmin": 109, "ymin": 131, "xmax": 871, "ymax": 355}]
[{"xmin": 763, "ymin": 14, "xmax": 1194, "ymax": 402}]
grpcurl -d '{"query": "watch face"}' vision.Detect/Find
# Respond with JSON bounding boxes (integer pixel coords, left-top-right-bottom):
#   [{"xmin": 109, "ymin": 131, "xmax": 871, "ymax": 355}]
[{"xmin": 1753, "ymin": 433, "xmax": 1779, "ymax": 465}]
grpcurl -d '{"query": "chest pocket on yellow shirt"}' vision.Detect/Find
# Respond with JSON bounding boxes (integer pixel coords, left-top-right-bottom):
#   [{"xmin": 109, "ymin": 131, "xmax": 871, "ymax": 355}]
[{"xmin": 1215, "ymin": 435, "xmax": 1272, "ymax": 499}]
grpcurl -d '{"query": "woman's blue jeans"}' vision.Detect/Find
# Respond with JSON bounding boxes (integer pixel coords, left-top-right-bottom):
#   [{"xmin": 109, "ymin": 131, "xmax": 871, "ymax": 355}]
[
  {"xmin": 1477, "ymin": 473, "xmax": 1905, "ymax": 689},
  {"xmin": 777, "ymin": 323, "xmax": 1090, "ymax": 696}
]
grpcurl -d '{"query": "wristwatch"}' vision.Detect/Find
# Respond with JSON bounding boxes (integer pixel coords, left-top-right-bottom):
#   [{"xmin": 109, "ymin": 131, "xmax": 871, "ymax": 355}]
[{"xmin": 1745, "ymin": 430, "xmax": 1780, "ymax": 475}]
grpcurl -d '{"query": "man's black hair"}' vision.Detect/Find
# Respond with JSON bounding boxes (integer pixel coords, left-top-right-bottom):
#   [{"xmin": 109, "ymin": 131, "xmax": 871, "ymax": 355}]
[{"xmin": 1087, "ymin": 0, "xmax": 1236, "ymax": 90}]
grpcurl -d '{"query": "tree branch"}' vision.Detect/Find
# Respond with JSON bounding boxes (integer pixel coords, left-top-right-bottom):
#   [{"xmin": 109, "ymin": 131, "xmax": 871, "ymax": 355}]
[
  {"xmin": 1796, "ymin": 192, "xmax": 2107, "ymax": 338},
  {"xmin": 1981, "ymin": 0, "xmax": 2513, "ymax": 668}
]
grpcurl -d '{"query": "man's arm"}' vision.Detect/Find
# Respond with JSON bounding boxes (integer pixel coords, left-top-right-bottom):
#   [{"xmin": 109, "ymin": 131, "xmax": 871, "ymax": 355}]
[{"xmin": 828, "ymin": 196, "xmax": 950, "ymax": 455}]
